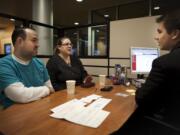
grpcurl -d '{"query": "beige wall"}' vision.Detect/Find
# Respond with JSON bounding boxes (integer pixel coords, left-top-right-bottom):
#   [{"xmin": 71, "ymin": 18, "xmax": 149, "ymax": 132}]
[
  {"xmin": 109, "ymin": 16, "xmax": 161, "ymax": 78},
  {"xmin": 110, "ymin": 16, "xmax": 158, "ymax": 58}
]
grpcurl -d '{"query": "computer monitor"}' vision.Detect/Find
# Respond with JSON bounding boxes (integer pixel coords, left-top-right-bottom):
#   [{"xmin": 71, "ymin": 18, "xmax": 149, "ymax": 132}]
[
  {"xmin": 130, "ymin": 47, "xmax": 160, "ymax": 77},
  {"xmin": 4, "ymin": 43, "xmax": 12, "ymax": 54}
]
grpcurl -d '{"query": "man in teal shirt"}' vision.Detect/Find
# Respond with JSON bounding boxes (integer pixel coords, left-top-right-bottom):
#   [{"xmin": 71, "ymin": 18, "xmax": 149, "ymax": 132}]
[{"xmin": 0, "ymin": 27, "xmax": 54, "ymax": 108}]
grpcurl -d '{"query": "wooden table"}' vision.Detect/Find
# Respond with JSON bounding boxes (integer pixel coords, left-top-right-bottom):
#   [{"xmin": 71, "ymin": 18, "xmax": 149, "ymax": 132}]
[{"xmin": 0, "ymin": 85, "xmax": 136, "ymax": 135}]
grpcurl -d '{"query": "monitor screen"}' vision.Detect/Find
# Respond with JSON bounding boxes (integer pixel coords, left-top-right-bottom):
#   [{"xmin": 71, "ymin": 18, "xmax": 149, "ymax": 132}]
[
  {"xmin": 4, "ymin": 43, "xmax": 12, "ymax": 54},
  {"xmin": 130, "ymin": 47, "xmax": 160, "ymax": 74}
]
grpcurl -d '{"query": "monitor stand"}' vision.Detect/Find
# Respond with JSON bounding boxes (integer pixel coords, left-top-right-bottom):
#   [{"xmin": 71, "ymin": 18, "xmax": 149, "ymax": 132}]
[{"xmin": 133, "ymin": 74, "xmax": 146, "ymax": 88}]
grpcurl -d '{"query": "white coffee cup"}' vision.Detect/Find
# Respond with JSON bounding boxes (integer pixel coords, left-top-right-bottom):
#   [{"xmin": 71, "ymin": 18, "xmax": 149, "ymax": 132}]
[
  {"xmin": 99, "ymin": 75, "xmax": 106, "ymax": 87},
  {"xmin": 66, "ymin": 80, "xmax": 76, "ymax": 94}
]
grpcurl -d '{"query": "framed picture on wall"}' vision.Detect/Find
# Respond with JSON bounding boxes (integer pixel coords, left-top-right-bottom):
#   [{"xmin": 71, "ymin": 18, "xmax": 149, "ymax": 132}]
[{"xmin": 4, "ymin": 43, "xmax": 12, "ymax": 54}]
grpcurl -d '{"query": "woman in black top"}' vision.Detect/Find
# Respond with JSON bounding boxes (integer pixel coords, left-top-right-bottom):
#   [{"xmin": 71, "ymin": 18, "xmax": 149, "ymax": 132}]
[{"xmin": 46, "ymin": 37, "xmax": 88, "ymax": 91}]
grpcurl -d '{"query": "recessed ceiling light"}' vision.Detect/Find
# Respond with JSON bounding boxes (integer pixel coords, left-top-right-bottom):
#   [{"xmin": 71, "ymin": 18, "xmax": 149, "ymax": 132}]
[
  {"xmin": 154, "ymin": 6, "xmax": 160, "ymax": 10},
  {"xmin": 104, "ymin": 14, "xmax": 109, "ymax": 18},
  {"xmin": 74, "ymin": 22, "xmax": 79, "ymax": 25},
  {"xmin": 76, "ymin": 0, "xmax": 83, "ymax": 2},
  {"xmin": 96, "ymin": 30, "xmax": 99, "ymax": 32},
  {"xmin": 10, "ymin": 18, "xmax": 15, "ymax": 21}
]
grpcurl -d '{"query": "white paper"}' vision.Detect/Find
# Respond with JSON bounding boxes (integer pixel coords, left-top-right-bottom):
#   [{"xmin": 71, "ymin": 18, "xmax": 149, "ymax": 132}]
[
  {"xmin": 50, "ymin": 95, "xmax": 110, "ymax": 128},
  {"xmin": 65, "ymin": 107, "xmax": 110, "ymax": 128},
  {"xmin": 51, "ymin": 99, "xmax": 86, "ymax": 113},
  {"xmin": 51, "ymin": 106, "xmax": 110, "ymax": 128},
  {"xmin": 87, "ymin": 98, "xmax": 112, "ymax": 110},
  {"xmin": 50, "ymin": 105, "xmax": 84, "ymax": 119}
]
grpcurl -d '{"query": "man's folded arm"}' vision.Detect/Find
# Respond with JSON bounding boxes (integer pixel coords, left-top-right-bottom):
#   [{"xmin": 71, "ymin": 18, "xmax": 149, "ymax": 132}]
[{"xmin": 4, "ymin": 82, "xmax": 52, "ymax": 103}]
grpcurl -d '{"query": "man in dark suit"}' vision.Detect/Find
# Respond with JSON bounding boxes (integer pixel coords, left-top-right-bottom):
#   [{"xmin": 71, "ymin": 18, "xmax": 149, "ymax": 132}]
[{"xmin": 112, "ymin": 9, "xmax": 180, "ymax": 135}]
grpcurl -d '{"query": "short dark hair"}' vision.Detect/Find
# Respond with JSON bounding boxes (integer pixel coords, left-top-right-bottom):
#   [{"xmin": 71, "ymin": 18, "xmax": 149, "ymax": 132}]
[
  {"xmin": 156, "ymin": 9, "xmax": 180, "ymax": 34},
  {"xmin": 11, "ymin": 27, "xmax": 35, "ymax": 46},
  {"xmin": 54, "ymin": 36, "xmax": 70, "ymax": 54}
]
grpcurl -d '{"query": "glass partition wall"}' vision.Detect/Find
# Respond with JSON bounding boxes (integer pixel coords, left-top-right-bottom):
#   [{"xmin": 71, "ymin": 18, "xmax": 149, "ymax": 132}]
[
  {"xmin": 63, "ymin": 24, "xmax": 108, "ymax": 57},
  {"xmin": 0, "ymin": 15, "xmax": 108, "ymax": 58},
  {"xmin": 0, "ymin": 17, "xmax": 21, "ymax": 55},
  {"xmin": 0, "ymin": 15, "xmax": 59, "ymax": 56}
]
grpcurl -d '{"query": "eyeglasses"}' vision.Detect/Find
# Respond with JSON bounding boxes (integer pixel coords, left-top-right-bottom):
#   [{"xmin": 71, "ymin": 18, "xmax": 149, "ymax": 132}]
[{"xmin": 61, "ymin": 43, "xmax": 73, "ymax": 47}]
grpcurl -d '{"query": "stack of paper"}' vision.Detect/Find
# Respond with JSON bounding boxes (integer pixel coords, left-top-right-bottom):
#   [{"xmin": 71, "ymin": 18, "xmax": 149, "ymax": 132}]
[{"xmin": 50, "ymin": 94, "xmax": 111, "ymax": 128}]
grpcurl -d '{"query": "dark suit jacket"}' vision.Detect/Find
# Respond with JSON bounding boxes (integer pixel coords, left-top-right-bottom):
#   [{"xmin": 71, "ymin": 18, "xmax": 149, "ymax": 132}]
[
  {"xmin": 112, "ymin": 43, "xmax": 180, "ymax": 135},
  {"xmin": 46, "ymin": 54, "xmax": 87, "ymax": 91},
  {"xmin": 136, "ymin": 42, "xmax": 180, "ymax": 131}
]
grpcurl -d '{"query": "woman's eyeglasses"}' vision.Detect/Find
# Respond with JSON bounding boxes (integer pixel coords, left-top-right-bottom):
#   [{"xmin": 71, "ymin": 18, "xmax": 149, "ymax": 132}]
[{"xmin": 61, "ymin": 43, "xmax": 73, "ymax": 47}]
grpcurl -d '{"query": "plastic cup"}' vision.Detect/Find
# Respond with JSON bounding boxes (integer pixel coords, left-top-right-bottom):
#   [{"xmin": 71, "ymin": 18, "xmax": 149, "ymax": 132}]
[
  {"xmin": 66, "ymin": 80, "xmax": 76, "ymax": 94},
  {"xmin": 99, "ymin": 75, "xmax": 106, "ymax": 87}
]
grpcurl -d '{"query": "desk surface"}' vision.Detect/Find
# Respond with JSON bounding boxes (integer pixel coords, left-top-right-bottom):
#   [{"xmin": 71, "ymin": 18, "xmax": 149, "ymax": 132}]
[{"xmin": 0, "ymin": 85, "xmax": 136, "ymax": 135}]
